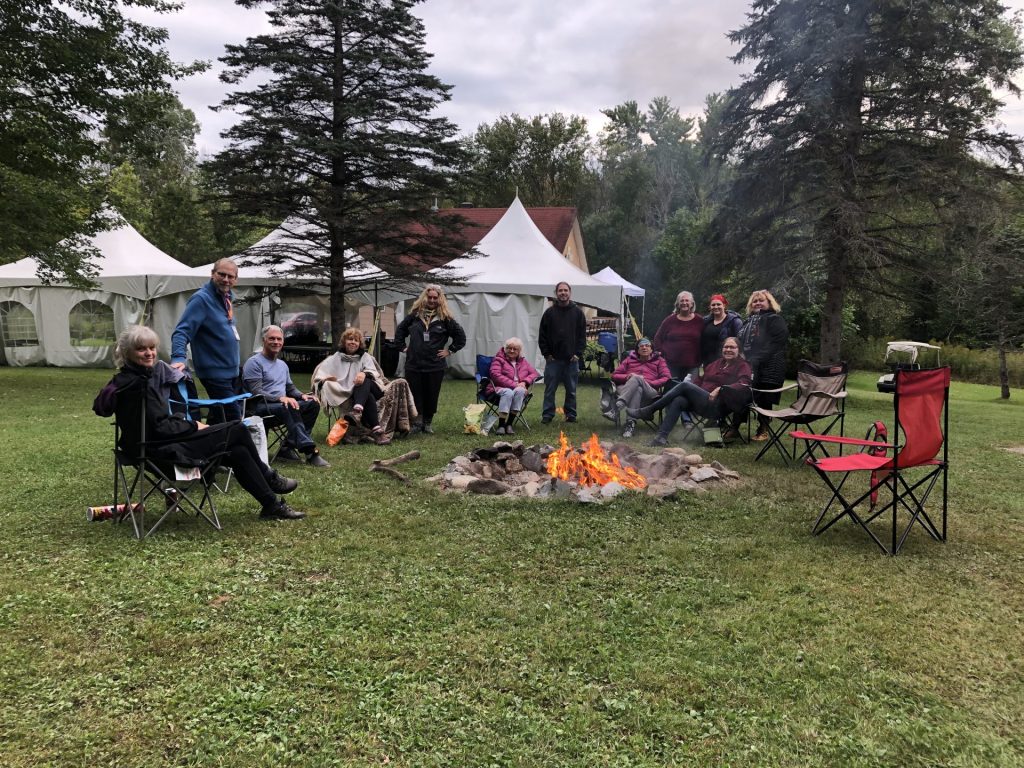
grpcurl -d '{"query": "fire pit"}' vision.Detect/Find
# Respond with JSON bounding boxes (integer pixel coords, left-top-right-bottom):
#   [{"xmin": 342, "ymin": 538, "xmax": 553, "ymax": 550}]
[{"xmin": 428, "ymin": 433, "xmax": 742, "ymax": 502}]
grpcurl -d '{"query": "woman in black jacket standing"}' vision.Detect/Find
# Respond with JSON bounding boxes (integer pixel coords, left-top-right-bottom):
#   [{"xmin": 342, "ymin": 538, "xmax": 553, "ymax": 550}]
[
  {"xmin": 737, "ymin": 289, "xmax": 789, "ymax": 440},
  {"xmin": 394, "ymin": 284, "xmax": 466, "ymax": 434}
]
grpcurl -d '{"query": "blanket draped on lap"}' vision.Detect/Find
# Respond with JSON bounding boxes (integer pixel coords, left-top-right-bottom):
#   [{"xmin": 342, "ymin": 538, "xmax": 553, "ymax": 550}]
[{"xmin": 311, "ymin": 352, "xmax": 417, "ymax": 441}]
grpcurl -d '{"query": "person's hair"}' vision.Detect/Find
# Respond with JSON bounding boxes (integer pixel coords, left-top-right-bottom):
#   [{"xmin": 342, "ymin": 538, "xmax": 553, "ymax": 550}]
[
  {"xmin": 708, "ymin": 293, "xmax": 728, "ymax": 309},
  {"xmin": 554, "ymin": 281, "xmax": 571, "ymax": 293},
  {"xmin": 410, "ymin": 284, "xmax": 453, "ymax": 320},
  {"xmin": 503, "ymin": 337, "xmax": 524, "ymax": 354},
  {"xmin": 211, "ymin": 258, "xmax": 238, "ymax": 276},
  {"xmin": 114, "ymin": 325, "xmax": 160, "ymax": 368},
  {"xmin": 339, "ymin": 327, "xmax": 365, "ymax": 352},
  {"xmin": 262, "ymin": 324, "xmax": 283, "ymax": 339},
  {"xmin": 721, "ymin": 336, "xmax": 744, "ymax": 359},
  {"xmin": 745, "ymin": 289, "xmax": 781, "ymax": 314},
  {"xmin": 674, "ymin": 291, "xmax": 695, "ymax": 313}
]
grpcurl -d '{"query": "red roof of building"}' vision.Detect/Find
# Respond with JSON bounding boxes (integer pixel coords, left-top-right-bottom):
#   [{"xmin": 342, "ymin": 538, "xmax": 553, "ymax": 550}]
[{"xmin": 437, "ymin": 206, "xmax": 578, "ymax": 252}]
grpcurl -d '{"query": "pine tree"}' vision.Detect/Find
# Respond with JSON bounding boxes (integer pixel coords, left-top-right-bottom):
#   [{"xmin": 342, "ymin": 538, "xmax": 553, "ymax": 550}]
[
  {"xmin": 716, "ymin": 0, "xmax": 1024, "ymax": 362},
  {"xmin": 209, "ymin": 0, "xmax": 468, "ymax": 336}
]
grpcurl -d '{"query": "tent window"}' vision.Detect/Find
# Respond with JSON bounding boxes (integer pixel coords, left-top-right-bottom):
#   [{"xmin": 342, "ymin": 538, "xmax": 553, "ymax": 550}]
[
  {"xmin": 0, "ymin": 302, "xmax": 39, "ymax": 347},
  {"xmin": 69, "ymin": 300, "xmax": 115, "ymax": 347}
]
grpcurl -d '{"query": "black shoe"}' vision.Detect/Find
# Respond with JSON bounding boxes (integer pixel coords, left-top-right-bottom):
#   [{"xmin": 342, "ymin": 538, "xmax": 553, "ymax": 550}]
[
  {"xmin": 267, "ymin": 471, "xmax": 298, "ymax": 494},
  {"xmin": 422, "ymin": 422, "xmax": 435, "ymax": 434},
  {"xmin": 305, "ymin": 450, "xmax": 330, "ymax": 468},
  {"xmin": 648, "ymin": 434, "xmax": 669, "ymax": 447},
  {"xmin": 410, "ymin": 422, "xmax": 424, "ymax": 434},
  {"xmin": 276, "ymin": 447, "xmax": 302, "ymax": 462},
  {"xmin": 260, "ymin": 500, "xmax": 305, "ymax": 520},
  {"xmin": 565, "ymin": 416, "xmax": 577, "ymax": 423},
  {"xmin": 541, "ymin": 417, "xmax": 553, "ymax": 424}
]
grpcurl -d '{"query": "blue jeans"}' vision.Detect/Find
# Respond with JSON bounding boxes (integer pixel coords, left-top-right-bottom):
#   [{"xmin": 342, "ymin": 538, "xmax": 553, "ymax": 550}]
[
  {"xmin": 199, "ymin": 376, "xmax": 243, "ymax": 423},
  {"xmin": 542, "ymin": 359, "xmax": 579, "ymax": 420},
  {"xmin": 252, "ymin": 398, "xmax": 320, "ymax": 452}
]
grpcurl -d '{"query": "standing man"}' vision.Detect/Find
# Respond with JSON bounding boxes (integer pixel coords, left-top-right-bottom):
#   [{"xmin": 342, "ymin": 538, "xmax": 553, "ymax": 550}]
[
  {"xmin": 243, "ymin": 325, "xmax": 329, "ymax": 467},
  {"xmin": 171, "ymin": 258, "xmax": 243, "ymax": 422},
  {"xmin": 538, "ymin": 281, "xmax": 587, "ymax": 424}
]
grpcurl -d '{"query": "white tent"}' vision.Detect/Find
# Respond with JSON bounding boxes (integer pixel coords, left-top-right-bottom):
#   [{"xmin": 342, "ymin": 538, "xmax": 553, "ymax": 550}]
[
  {"xmin": 0, "ymin": 218, "xmax": 209, "ymax": 366},
  {"xmin": 592, "ymin": 265, "xmax": 647, "ymax": 336},
  {"xmin": 437, "ymin": 197, "xmax": 623, "ymax": 377}
]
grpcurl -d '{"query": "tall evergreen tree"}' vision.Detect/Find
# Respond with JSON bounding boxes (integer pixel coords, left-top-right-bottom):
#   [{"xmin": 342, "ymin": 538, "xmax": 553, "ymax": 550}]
[
  {"xmin": 0, "ymin": 0, "xmax": 198, "ymax": 281},
  {"xmin": 210, "ymin": 0, "xmax": 468, "ymax": 336},
  {"xmin": 715, "ymin": 0, "xmax": 1024, "ymax": 362}
]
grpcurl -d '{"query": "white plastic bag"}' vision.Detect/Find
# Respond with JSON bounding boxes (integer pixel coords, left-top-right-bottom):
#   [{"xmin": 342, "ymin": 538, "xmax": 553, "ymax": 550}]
[{"xmin": 243, "ymin": 415, "xmax": 269, "ymax": 465}]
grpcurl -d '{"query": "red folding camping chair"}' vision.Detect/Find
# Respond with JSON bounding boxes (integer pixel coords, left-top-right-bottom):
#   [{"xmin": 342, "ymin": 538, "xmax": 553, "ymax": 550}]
[{"xmin": 791, "ymin": 367, "xmax": 950, "ymax": 555}]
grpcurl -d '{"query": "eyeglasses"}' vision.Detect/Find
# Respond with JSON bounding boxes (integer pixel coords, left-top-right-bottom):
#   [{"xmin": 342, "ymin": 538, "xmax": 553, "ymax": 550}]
[{"xmin": 214, "ymin": 271, "xmax": 238, "ymax": 280}]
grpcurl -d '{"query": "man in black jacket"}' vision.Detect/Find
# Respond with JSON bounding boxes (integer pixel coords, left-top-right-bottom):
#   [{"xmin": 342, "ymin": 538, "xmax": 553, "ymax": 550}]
[{"xmin": 538, "ymin": 282, "xmax": 586, "ymax": 423}]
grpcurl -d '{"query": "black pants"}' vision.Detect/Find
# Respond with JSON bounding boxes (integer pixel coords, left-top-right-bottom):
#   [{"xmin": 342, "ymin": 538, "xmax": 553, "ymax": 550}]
[
  {"xmin": 406, "ymin": 369, "xmax": 445, "ymax": 423},
  {"xmin": 172, "ymin": 421, "xmax": 277, "ymax": 509},
  {"xmin": 351, "ymin": 379, "xmax": 385, "ymax": 429}
]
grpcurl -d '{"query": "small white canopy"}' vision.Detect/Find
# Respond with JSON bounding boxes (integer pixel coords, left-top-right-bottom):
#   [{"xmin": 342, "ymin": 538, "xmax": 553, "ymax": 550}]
[{"xmin": 591, "ymin": 266, "xmax": 645, "ymax": 298}]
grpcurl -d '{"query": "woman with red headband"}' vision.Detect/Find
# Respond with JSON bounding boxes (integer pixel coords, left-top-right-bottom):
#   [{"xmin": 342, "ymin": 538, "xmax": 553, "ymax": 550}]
[{"xmin": 700, "ymin": 294, "xmax": 743, "ymax": 367}]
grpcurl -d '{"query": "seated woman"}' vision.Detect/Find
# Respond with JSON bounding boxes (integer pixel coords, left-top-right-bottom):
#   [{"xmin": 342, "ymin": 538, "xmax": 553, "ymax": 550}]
[
  {"xmin": 486, "ymin": 337, "xmax": 539, "ymax": 435},
  {"xmin": 95, "ymin": 325, "xmax": 304, "ymax": 520},
  {"xmin": 606, "ymin": 337, "xmax": 671, "ymax": 438},
  {"xmin": 629, "ymin": 337, "xmax": 752, "ymax": 447},
  {"xmin": 311, "ymin": 328, "xmax": 416, "ymax": 444}
]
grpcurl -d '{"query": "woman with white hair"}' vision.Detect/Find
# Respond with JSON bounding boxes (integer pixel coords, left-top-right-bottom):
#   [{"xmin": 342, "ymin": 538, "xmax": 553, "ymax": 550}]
[
  {"xmin": 485, "ymin": 337, "xmax": 539, "ymax": 435},
  {"xmin": 652, "ymin": 290, "xmax": 703, "ymax": 380},
  {"xmin": 94, "ymin": 326, "xmax": 304, "ymax": 520}
]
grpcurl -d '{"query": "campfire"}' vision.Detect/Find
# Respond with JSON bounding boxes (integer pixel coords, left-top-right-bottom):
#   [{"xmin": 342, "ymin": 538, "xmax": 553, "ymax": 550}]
[
  {"xmin": 547, "ymin": 432, "xmax": 646, "ymax": 490},
  {"xmin": 428, "ymin": 434, "xmax": 742, "ymax": 503}
]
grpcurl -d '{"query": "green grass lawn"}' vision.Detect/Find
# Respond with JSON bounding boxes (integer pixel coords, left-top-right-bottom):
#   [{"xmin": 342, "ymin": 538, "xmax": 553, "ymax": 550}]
[{"xmin": 0, "ymin": 368, "xmax": 1022, "ymax": 767}]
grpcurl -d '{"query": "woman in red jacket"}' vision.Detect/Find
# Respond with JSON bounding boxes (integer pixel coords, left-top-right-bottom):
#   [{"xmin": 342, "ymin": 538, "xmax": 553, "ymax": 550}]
[
  {"xmin": 630, "ymin": 337, "xmax": 752, "ymax": 447},
  {"xmin": 606, "ymin": 338, "xmax": 671, "ymax": 438}
]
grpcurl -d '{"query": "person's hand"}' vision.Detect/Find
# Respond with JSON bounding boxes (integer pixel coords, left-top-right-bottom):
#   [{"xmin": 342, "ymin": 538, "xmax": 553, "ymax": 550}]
[
  {"xmin": 709, "ymin": 387, "xmax": 720, "ymax": 400},
  {"xmin": 570, "ymin": 355, "xmax": 578, "ymax": 362},
  {"xmin": 437, "ymin": 349, "xmax": 450, "ymax": 358},
  {"xmin": 196, "ymin": 422, "xmax": 209, "ymax": 430},
  {"xmin": 354, "ymin": 371, "xmax": 366, "ymax": 385},
  {"xmin": 516, "ymin": 381, "xmax": 527, "ymax": 389},
  {"xmin": 301, "ymin": 393, "xmax": 317, "ymax": 402},
  {"xmin": 280, "ymin": 396, "xmax": 299, "ymax": 409},
  {"xmin": 171, "ymin": 362, "xmax": 186, "ymax": 371}
]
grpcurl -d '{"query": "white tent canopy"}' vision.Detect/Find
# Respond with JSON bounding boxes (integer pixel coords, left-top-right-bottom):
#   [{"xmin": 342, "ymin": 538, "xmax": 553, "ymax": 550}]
[
  {"xmin": 0, "ymin": 217, "xmax": 210, "ymax": 366},
  {"xmin": 591, "ymin": 266, "xmax": 645, "ymax": 298},
  {"xmin": 433, "ymin": 197, "xmax": 623, "ymax": 377}
]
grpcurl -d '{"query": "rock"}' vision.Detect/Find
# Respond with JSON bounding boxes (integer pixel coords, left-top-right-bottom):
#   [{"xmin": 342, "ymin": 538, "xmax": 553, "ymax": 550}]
[
  {"xmin": 425, "ymin": 473, "xmax": 444, "ymax": 484},
  {"xmin": 509, "ymin": 480, "xmax": 543, "ymax": 498},
  {"xmin": 520, "ymin": 450, "xmax": 546, "ymax": 473},
  {"xmin": 448, "ymin": 475, "xmax": 475, "ymax": 490},
  {"xmin": 451, "ymin": 455, "xmax": 475, "ymax": 472},
  {"xmin": 600, "ymin": 481, "xmax": 627, "ymax": 499},
  {"xmin": 506, "ymin": 471, "xmax": 540, "ymax": 486},
  {"xmin": 689, "ymin": 466, "xmax": 720, "ymax": 483},
  {"xmin": 504, "ymin": 457, "xmax": 524, "ymax": 474},
  {"xmin": 551, "ymin": 478, "xmax": 573, "ymax": 499},
  {"xmin": 467, "ymin": 478, "xmax": 511, "ymax": 495},
  {"xmin": 684, "ymin": 453, "xmax": 704, "ymax": 465},
  {"xmin": 646, "ymin": 482, "xmax": 679, "ymax": 499},
  {"xmin": 575, "ymin": 486, "xmax": 601, "ymax": 503}
]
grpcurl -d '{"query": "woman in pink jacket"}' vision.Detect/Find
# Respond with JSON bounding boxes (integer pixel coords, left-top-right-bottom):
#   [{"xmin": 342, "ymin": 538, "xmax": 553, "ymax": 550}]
[
  {"xmin": 606, "ymin": 338, "xmax": 671, "ymax": 438},
  {"xmin": 486, "ymin": 337, "xmax": 539, "ymax": 435}
]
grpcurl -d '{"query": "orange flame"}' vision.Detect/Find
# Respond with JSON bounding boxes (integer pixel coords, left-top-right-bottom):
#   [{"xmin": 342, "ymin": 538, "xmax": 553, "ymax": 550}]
[{"xmin": 546, "ymin": 432, "xmax": 647, "ymax": 489}]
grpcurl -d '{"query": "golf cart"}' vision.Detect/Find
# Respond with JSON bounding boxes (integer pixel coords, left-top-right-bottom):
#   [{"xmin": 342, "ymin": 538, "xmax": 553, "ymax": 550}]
[{"xmin": 876, "ymin": 341, "xmax": 942, "ymax": 393}]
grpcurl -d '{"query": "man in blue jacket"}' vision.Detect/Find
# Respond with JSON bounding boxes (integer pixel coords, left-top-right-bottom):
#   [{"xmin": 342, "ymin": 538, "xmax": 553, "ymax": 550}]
[{"xmin": 171, "ymin": 259, "xmax": 244, "ymax": 422}]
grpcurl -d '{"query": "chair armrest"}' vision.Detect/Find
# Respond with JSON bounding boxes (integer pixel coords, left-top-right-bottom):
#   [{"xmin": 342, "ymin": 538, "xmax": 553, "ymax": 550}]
[
  {"xmin": 789, "ymin": 431, "xmax": 895, "ymax": 450},
  {"xmin": 751, "ymin": 383, "xmax": 797, "ymax": 395}
]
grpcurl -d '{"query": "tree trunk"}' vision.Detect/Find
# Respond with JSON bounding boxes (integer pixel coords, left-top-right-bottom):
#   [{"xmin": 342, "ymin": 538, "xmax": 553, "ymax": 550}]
[
  {"xmin": 998, "ymin": 329, "xmax": 1010, "ymax": 400},
  {"xmin": 819, "ymin": 230, "xmax": 847, "ymax": 364}
]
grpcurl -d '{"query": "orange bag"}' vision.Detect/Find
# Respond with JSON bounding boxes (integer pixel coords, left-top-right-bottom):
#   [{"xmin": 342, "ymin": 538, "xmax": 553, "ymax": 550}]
[{"xmin": 326, "ymin": 417, "xmax": 349, "ymax": 446}]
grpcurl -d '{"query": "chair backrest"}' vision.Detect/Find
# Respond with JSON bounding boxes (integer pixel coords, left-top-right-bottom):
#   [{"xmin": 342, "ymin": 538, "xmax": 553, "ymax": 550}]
[
  {"xmin": 893, "ymin": 367, "xmax": 950, "ymax": 467},
  {"xmin": 476, "ymin": 354, "xmax": 494, "ymax": 400},
  {"xmin": 792, "ymin": 360, "xmax": 848, "ymax": 416}
]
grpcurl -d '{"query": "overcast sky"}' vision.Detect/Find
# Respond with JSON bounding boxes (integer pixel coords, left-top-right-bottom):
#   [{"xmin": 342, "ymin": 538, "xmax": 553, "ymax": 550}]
[{"xmin": 133, "ymin": 0, "xmax": 1024, "ymax": 158}]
